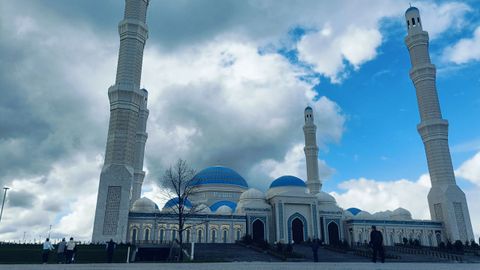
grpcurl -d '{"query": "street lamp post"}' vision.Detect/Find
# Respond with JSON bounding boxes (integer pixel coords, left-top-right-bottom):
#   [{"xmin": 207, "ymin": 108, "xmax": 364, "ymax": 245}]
[{"xmin": 0, "ymin": 187, "xmax": 10, "ymax": 223}]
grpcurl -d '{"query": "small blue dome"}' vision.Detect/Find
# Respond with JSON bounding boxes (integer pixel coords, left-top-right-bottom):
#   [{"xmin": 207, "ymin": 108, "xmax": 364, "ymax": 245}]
[
  {"xmin": 164, "ymin": 197, "xmax": 193, "ymax": 208},
  {"xmin": 190, "ymin": 166, "xmax": 248, "ymax": 188},
  {"xmin": 346, "ymin": 207, "xmax": 362, "ymax": 215},
  {"xmin": 405, "ymin": 6, "xmax": 419, "ymax": 14},
  {"xmin": 269, "ymin": 175, "xmax": 306, "ymax": 188},
  {"xmin": 210, "ymin": 200, "xmax": 237, "ymax": 212}
]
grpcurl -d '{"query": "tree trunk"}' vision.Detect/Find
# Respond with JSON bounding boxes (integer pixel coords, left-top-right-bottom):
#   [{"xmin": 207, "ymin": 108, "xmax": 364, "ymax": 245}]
[{"xmin": 178, "ymin": 207, "xmax": 184, "ymax": 261}]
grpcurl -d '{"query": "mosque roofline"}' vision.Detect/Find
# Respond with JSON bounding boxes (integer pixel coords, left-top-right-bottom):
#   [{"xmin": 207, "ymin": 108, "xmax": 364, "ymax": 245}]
[
  {"xmin": 129, "ymin": 212, "xmax": 247, "ymax": 220},
  {"xmin": 345, "ymin": 219, "xmax": 442, "ymax": 227}
]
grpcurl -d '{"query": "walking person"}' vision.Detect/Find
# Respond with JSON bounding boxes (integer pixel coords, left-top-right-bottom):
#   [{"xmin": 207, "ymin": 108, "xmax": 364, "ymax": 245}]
[
  {"xmin": 106, "ymin": 238, "xmax": 116, "ymax": 263},
  {"xmin": 41, "ymin": 238, "xmax": 54, "ymax": 264},
  {"xmin": 369, "ymin": 225, "xmax": 385, "ymax": 263},
  {"xmin": 311, "ymin": 238, "xmax": 320, "ymax": 262},
  {"xmin": 56, "ymin": 238, "xmax": 66, "ymax": 263},
  {"xmin": 65, "ymin": 237, "xmax": 76, "ymax": 264}
]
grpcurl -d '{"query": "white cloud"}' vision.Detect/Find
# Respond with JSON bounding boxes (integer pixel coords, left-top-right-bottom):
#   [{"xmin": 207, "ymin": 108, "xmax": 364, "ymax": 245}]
[
  {"xmin": 465, "ymin": 187, "xmax": 480, "ymax": 241},
  {"xmin": 443, "ymin": 26, "xmax": 480, "ymax": 64},
  {"xmin": 249, "ymin": 143, "xmax": 335, "ymax": 190},
  {"xmin": 456, "ymin": 151, "xmax": 480, "ymax": 241},
  {"xmin": 0, "ymin": 154, "xmax": 101, "ymax": 242},
  {"xmin": 415, "ymin": 2, "xmax": 472, "ymax": 40},
  {"xmin": 456, "ymin": 151, "xmax": 480, "ymax": 186},
  {"xmin": 141, "ymin": 40, "xmax": 346, "ymax": 183},
  {"xmin": 294, "ymin": 1, "xmax": 471, "ymax": 82},
  {"xmin": 298, "ymin": 26, "xmax": 382, "ymax": 82},
  {"xmin": 331, "ymin": 174, "xmax": 432, "ymax": 219},
  {"xmin": 334, "ymin": 151, "xmax": 480, "ymax": 240}
]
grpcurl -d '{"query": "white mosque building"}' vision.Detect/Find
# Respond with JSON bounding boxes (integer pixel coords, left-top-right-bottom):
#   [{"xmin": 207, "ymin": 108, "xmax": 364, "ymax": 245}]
[
  {"xmin": 126, "ymin": 107, "xmax": 444, "ymax": 247},
  {"xmin": 92, "ymin": 0, "xmax": 474, "ymax": 247}
]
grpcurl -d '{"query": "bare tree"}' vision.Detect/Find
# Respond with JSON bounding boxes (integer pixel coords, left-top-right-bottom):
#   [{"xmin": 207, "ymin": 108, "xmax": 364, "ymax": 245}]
[{"xmin": 160, "ymin": 159, "xmax": 204, "ymax": 261}]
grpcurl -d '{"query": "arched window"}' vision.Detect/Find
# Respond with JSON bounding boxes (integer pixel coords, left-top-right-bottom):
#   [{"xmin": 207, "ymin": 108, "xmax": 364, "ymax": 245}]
[
  {"xmin": 159, "ymin": 229, "xmax": 165, "ymax": 242},
  {"xmin": 144, "ymin": 228, "xmax": 150, "ymax": 241},
  {"xmin": 411, "ymin": 17, "xmax": 415, "ymax": 26},
  {"xmin": 186, "ymin": 230, "xmax": 191, "ymax": 243},
  {"xmin": 197, "ymin": 230, "xmax": 203, "ymax": 243},
  {"xmin": 236, "ymin": 230, "xmax": 241, "ymax": 241},
  {"xmin": 132, "ymin": 228, "xmax": 137, "ymax": 243},
  {"xmin": 223, "ymin": 230, "xmax": 228, "ymax": 243},
  {"xmin": 172, "ymin": 230, "xmax": 177, "ymax": 241},
  {"xmin": 211, "ymin": 229, "xmax": 216, "ymax": 243}
]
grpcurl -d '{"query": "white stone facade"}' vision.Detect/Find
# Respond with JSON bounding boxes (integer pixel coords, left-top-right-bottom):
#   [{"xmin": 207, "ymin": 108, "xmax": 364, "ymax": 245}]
[{"xmin": 404, "ymin": 7, "xmax": 474, "ymax": 242}]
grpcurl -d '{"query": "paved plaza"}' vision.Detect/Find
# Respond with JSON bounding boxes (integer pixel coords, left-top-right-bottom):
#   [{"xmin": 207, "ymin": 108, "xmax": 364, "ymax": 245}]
[{"xmin": 0, "ymin": 262, "xmax": 479, "ymax": 270}]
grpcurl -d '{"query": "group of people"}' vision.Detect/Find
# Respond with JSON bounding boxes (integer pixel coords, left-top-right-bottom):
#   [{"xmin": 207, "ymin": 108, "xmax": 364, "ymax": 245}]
[
  {"xmin": 42, "ymin": 237, "xmax": 77, "ymax": 264},
  {"xmin": 41, "ymin": 237, "xmax": 117, "ymax": 264}
]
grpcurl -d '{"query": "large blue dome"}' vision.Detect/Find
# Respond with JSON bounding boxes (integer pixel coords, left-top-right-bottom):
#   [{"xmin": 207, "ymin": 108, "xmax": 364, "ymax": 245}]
[
  {"xmin": 190, "ymin": 166, "xmax": 249, "ymax": 188},
  {"xmin": 164, "ymin": 197, "xmax": 193, "ymax": 209},
  {"xmin": 269, "ymin": 175, "xmax": 306, "ymax": 188},
  {"xmin": 346, "ymin": 207, "xmax": 362, "ymax": 215}
]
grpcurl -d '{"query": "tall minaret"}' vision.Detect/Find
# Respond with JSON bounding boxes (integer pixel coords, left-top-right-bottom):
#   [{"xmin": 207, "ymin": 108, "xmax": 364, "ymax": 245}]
[
  {"xmin": 92, "ymin": 0, "xmax": 150, "ymax": 243},
  {"xmin": 303, "ymin": 106, "xmax": 321, "ymax": 194},
  {"xmin": 404, "ymin": 7, "xmax": 473, "ymax": 242}
]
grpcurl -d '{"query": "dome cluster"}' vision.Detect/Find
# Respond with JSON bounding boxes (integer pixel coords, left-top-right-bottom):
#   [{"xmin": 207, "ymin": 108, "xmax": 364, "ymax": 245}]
[
  {"xmin": 130, "ymin": 165, "xmax": 416, "ymax": 226},
  {"xmin": 343, "ymin": 207, "xmax": 413, "ymax": 221}
]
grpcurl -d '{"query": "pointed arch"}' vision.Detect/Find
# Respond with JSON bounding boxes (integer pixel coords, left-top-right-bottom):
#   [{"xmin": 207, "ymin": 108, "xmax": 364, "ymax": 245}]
[{"xmin": 287, "ymin": 212, "xmax": 308, "ymax": 243}]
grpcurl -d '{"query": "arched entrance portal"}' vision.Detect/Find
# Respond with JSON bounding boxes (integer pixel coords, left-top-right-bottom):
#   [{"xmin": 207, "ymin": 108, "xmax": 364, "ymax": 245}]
[
  {"xmin": 292, "ymin": 218, "xmax": 304, "ymax": 243},
  {"xmin": 252, "ymin": 219, "xmax": 265, "ymax": 242},
  {"xmin": 328, "ymin": 222, "xmax": 340, "ymax": 245}
]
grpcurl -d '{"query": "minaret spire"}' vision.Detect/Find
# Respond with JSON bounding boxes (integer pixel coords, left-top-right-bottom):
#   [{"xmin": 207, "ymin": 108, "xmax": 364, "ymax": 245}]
[
  {"xmin": 404, "ymin": 6, "xmax": 473, "ymax": 242},
  {"xmin": 303, "ymin": 106, "xmax": 321, "ymax": 194},
  {"xmin": 92, "ymin": 0, "xmax": 150, "ymax": 243}
]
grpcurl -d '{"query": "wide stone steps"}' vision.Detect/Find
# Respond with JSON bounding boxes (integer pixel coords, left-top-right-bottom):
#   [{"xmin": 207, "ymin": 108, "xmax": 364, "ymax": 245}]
[{"xmin": 193, "ymin": 243, "xmax": 279, "ymax": 262}]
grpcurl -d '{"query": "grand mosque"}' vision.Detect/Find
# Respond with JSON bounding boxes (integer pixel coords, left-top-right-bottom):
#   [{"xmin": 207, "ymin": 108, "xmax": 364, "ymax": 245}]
[{"xmin": 92, "ymin": 0, "xmax": 475, "ymax": 248}]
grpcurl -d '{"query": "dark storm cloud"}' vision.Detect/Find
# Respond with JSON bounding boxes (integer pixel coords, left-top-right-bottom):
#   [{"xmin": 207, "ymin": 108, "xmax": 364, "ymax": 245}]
[
  {"xmin": 7, "ymin": 190, "xmax": 36, "ymax": 208},
  {"xmin": 0, "ymin": 2, "xmax": 113, "ymax": 185}
]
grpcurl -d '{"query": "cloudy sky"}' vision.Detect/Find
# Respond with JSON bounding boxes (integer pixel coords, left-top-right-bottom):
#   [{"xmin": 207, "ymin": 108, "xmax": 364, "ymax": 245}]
[{"xmin": 0, "ymin": 0, "xmax": 479, "ymax": 242}]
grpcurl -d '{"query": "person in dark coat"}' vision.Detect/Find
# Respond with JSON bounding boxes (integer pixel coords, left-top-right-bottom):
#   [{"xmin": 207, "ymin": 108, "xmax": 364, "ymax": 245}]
[
  {"xmin": 369, "ymin": 225, "xmax": 385, "ymax": 263},
  {"xmin": 311, "ymin": 238, "xmax": 320, "ymax": 262},
  {"xmin": 56, "ymin": 238, "xmax": 66, "ymax": 263},
  {"xmin": 106, "ymin": 239, "xmax": 116, "ymax": 263}
]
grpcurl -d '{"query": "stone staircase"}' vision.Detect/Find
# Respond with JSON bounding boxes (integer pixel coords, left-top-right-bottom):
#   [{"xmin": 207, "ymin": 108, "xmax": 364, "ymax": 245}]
[
  {"xmin": 193, "ymin": 243, "xmax": 280, "ymax": 262},
  {"xmin": 293, "ymin": 244, "xmax": 370, "ymax": 262}
]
